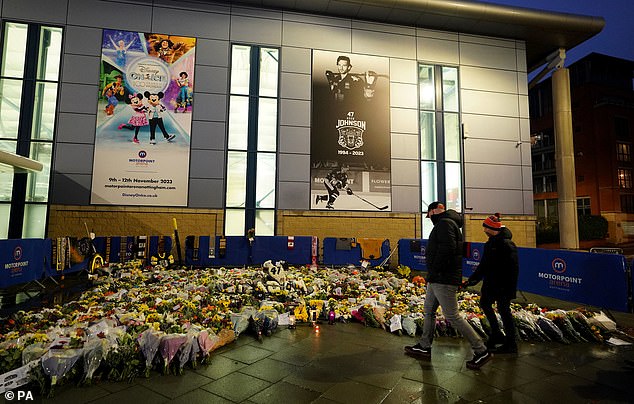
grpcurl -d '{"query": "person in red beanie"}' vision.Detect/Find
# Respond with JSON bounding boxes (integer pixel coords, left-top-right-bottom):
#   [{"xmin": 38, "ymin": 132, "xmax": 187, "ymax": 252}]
[{"xmin": 465, "ymin": 213, "xmax": 520, "ymax": 353}]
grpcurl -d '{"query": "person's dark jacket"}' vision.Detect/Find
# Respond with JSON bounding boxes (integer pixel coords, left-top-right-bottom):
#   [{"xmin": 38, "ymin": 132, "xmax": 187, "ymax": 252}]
[
  {"xmin": 467, "ymin": 227, "xmax": 519, "ymax": 300},
  {"xmin": 425, "ymin": 209, "xmax": 463, "ymax": 285}
]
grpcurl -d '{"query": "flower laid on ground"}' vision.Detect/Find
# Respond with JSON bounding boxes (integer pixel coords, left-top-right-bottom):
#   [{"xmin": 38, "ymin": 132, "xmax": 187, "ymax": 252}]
[{"xmin": 0, "ymin": 264, "xmax": 626, "ymax": 396}]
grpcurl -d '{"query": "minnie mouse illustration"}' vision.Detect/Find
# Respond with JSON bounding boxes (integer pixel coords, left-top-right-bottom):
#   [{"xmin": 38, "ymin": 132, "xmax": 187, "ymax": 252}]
[
  {"xmin": 117, "ymin": 93, "xmax": 148, "ymax": 144},
  {"xmin": 144, "ymin": 91, "xmax": 175, "ymax": 144}
]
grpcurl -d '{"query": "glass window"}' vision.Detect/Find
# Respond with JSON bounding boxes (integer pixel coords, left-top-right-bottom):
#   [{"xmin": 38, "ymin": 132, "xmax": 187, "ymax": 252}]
[
  {"xmin": 418, "ymin": 65, "xmax": 435, "ymax": 110},
  {"xmin": 31, "ymin": 82, "xmax": 58, "ymax": 141},
  {"xmin": 619, "ymin": 168, "xmax": 632, "ymax": 189},
  {"xmin": 230, "ymin": 45, "xmax": 250, "ymax": 95},
  {"xmin": 444, "ymin": 112, "xmax": 460, "ymax": 162},
  {"xmin": 0, "ymin": 79, "xmax": 24, "ymax": 139},
  {"xmin": 445, "ymin": 162, "xmax": 462, "ymax": 211},
  {"xmin": 256, "ymin": 153, "xmax": 276, "ymax": 208},
  {"xmin": 617, "ymin": 142, "xmax": 631, "ymax": 162},
  {"xmin": 534, "ymin": 200, "xmax": 545, "ymax": 218},
  {"xmin": 576, "ymin": 197, "xmax": 591, "ymax": 216},
  {"xmin": 225, "ymin": 209, "xmax": 246, "ymax": 236},
  {"xmin": 0, "ymin": 141, "xmax": 17, "ymax": 201},
  {"xmin": 227, "ymin": 95, "xmax": 249, "ymax": 150},
  {"xmin": 22, "ymin": 203, "xmax": 47, "ymax": 238},
  {"xmin": 420, "ymin": 111, "xmax": 435, "ymax": 160},
  {"xmin": 255, "ymin": 209, "xmax": 275, "ymax": 235},
  {"xmin": 26, "ymin": 142, "xmax": 52, "ymax": 202},
  {"xmin": 1, "ymin": 22, "xmax": 28, "ymax": 78},
  {"xmin": 419, "ymin": 63, "xmax": 462, "ymax": 223},
  {"xmin": 259, "ymin": 48, "xmax": 279, "ymax": 97},
  {"xmin": 621, "ymin": 195, "xmax": 634, "ymax": 214},
  {"xmin": 0, "ymin": 204, "xmax": 10, "ymax": 238},
  {"xmin": 442, "ymin": 67, "xmax": 458, "ymax": 112},
  {"xmin": 257, "ymin": 98, "xmax": 277, "ymax": 152},
  {"xmin": 226, "ymin": 44, "xmax": 279, "ymax": 236},
  {"xmin": 421, "ymin": 161, "xmax": 437, "ymax": 212},
  {"xmin": 36, "ymin": 26, "xmax": 63, "ymax": 81},
  {"xmin": 226, "ymin": 151, "xmax": 247, "ymax": 207}
]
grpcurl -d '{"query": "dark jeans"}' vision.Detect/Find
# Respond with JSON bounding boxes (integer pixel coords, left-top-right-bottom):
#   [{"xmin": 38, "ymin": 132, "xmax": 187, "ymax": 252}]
[
  {"xmin": 480, "ymin": 294, "xmax": 516, "ymax": 346},
  {"xmin": 149, "ymin": 118, "xmax": 169, "ymax": 140}
]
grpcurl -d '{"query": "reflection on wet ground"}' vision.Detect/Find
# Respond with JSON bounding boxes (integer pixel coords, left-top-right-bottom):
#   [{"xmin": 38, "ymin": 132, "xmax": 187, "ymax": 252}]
[{"xmin": 2, "ymin": 277, "xmax": 633, "ymax": 403}]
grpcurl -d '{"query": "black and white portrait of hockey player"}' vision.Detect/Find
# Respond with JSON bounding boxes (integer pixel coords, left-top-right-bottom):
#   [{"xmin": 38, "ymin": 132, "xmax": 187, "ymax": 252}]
[{"xmin": 311, "ymin": 51, "xmax": 391, "ymax": 211}]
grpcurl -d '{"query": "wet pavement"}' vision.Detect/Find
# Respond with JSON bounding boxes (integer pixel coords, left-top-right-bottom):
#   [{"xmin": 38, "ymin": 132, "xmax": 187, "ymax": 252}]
[
  {"xmin": 3, "ymin": 277, "xmax": 634, "ymax": 403},
  {"xmin": 38, "ymin": 314, "xmax": 634, "ymax": 404}
]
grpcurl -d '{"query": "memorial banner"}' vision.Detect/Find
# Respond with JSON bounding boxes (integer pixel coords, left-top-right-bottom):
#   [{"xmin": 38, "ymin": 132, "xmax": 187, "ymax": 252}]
[
  {"xmin": 311, "ymin": 51, "xmax": 390, "ymax": 211},
  {"xmin": 91, "ymin": 30, "xmax": 196, "ymax": 206}
]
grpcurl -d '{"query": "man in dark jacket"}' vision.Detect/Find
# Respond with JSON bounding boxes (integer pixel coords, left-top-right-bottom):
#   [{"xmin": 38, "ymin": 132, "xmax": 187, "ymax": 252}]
[
  {"xmin": 405, "ymin": 202, "xmax": 491, "ymax": 370},
  {"xmin": 465, "ymin": 213, "xmax": 519, "ymax": 353}
]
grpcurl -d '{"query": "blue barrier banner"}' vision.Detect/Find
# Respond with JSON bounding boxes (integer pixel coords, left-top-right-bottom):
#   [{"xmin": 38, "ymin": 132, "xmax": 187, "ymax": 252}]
[
  {"xmin": 397, "ymin": 239, "xmax": 427, "ymax": 271},
  {"xmin": 185, "ymin": 236, "xmax": 214, "ymax": 267},
  {"xmin": 0, "ymin": 239, "xmax": 47, "ymax": 288},
  {"xmin": 517, "ymin": 248, "xmax": 629, "ymax": 312},
  {"xmin": 252, "ymin": 236, "xmax": 315, "ymax": 265},
  {"xmin": 210, "ymin": 236, "xmax": 251, "ymax": 267},
  {"xmin": 323, "ymin": 238, "xmax": 390, "ymax": 267},
  {"xmin": 462, "ymin": 242, "xmax": 630, "ymax": 312},
  {"xmin": 463, "ymin": 242, "xmax": 485, "ymax": 276}
]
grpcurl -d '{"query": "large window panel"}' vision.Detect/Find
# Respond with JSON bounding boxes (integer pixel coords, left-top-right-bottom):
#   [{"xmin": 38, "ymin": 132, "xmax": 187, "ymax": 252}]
[
  {"xmin": 0, "ymin": 79, "xmax": 24, "ymax": 139},
  {"xmin": 1, "ymin": 22, "xmax": 28, "ymax": 78},
  {"xmin": 419, "ymin": 63, "xmax": 463, "ymax": 226},
  {"xmin": 255, "ymin": 209, "xmax": 274, "ymax": 235},
  {"xmin": 36, "ymin": 26, "xmax": 63, "ymax": 81},
  {"xmin": 419, "ymin": 65, "xmax": 435, "ymax": 110},
  {"xmin": 0, "ymin": 204, "xmax": 10, "ymax": 238},
  {"xmin": 31, "ymin": 82, "xmax": 58, "ymax": 141},
  {"xmin": 228, "ymin": 95, "xmax": 249, "ymax": 150},
  {"xmin": 442, "ymin": 67, "xmax": 459, "ymax": 112},
  {"xmin": 226, "ymin": 44, "xmax": 279, "ymax": 236},
  {"xmin": 0, "ymin": 141, "xmax": 16, "ymax": 201},
  {"xmin": 420, "ymin": 111, "xmax": 436, "ymax": 160},
  {"xmin": 421, "ymin": 161, "xmax": 437, "ymax": 209},
  {"xmin": 26, "ymin": 142, "xmax": 52, "ymax": 202},
  {"xmin": 226, "ymin": 151, "xmax": 247, "ymax": 207},
  {"xmin": 445, "ymin": 162, "xmax": 462, "ymax": 211},
  {"xmin": 257, "ymin": 98, "xmax": 277, "ymax": 152},
  {"xmin": 256, "ymin": 153, "xmax": 276, "ymax": 208},
  {"xmin": 259, "ymin": 48, "xmax": 279, "ymax": 97},
  {"xmin": 444, "ymin": 112, "xmax": 460, "ymax": 162},
  {"xmin": 225, "ymin": 209, "xmax": 246, "ymax": 236},
  {"xmin": 22, "ymin": 204, "xmax": 47, "ymax": 238},
  {"xmin": 230, "ymin": 45, "xmax": 251, "ymax": 95}
]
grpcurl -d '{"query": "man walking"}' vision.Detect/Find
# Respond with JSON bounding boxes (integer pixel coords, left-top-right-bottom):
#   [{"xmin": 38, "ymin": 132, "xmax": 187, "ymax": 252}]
[{"xmin": 404, "ymin": 201, "xmax": 491, "ymax": 370}]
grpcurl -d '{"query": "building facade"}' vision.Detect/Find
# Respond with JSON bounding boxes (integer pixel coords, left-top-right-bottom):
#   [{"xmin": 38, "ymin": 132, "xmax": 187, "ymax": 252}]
[
  {"xmin": 0, "ymin": 0, "xmax": 604, "ymax": 249},
  {"xmin": 531, "ymin": 53, "xmax": 634, "ymax": 243}
]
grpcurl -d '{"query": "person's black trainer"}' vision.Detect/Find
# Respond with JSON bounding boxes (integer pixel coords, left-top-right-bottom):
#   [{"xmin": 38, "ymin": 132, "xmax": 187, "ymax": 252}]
[
  {"xmin": 404, "ymin": 343, "xmax": 431, "ymax": 359},
  {"xmin": 466, "ymin": 350, "xmax": 492, "ymax": 370}
]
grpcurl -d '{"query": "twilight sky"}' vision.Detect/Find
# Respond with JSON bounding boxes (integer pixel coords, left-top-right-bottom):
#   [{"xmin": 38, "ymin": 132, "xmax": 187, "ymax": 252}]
[{"xmin": 485, "ymin": 0, "xmax": 634, "ymax": 65}]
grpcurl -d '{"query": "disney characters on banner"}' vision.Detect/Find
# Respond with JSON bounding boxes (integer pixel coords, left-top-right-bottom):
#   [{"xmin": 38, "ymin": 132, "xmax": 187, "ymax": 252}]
[{"xmin": 91, "ymin": 30, "xmax": 196, "ymax": 206}]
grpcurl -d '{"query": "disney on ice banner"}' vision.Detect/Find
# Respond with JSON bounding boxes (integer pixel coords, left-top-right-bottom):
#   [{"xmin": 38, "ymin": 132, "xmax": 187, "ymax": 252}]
[
  {"xmin": 91, "ymin": 30, "xmax": 195, "ymax": 206},
  {"xmin": 310, "ymin": 50, "xmax": 391, "ymax": 212}
]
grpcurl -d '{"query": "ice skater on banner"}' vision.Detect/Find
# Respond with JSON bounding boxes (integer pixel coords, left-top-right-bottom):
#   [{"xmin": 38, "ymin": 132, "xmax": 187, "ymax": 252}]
[{"xmin": 315, "ymin": 165, "xmax": 352, "ymax": 209}]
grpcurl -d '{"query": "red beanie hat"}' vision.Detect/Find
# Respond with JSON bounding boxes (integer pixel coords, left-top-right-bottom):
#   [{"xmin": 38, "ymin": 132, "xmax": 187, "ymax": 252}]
[{"xmin": 483, "ymin": 213, "xmax": 503, "ymax": 230}]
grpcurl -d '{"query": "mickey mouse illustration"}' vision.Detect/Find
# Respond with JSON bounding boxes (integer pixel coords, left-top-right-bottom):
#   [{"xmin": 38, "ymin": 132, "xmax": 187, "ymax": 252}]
[
  {"xmin": 144, "ymin": 91, "xmax": 175, "ymax": 144},
  {"xmin": 117, "ymin": 93, "xmax": 148, "ymax": 144}
]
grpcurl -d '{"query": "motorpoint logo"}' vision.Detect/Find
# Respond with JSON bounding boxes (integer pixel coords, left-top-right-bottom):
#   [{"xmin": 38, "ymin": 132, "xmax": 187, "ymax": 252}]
[
  {"xmin": 13, "ymin": 246, "xmax": 22, "ymax": 261},
  {"xmin": 552, "ymin": 258, "xmax": 566, "ymax": 273},
  {"xmin": 472, "ymin": 249, "xmax": 481, "ymax": 261},
  {"xmin": 138, "ymin": 150, "xmax": 147, "ymax": 158}
]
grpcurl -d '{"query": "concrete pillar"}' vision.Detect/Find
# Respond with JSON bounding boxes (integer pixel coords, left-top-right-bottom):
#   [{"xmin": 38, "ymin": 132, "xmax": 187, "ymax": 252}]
[{"xmin": 552, "ymin": 67, "xmax": 579, "ymax": 249}]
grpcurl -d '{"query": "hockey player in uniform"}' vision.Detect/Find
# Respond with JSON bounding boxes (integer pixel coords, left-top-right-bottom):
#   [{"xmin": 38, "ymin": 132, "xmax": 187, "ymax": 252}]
[
  {"xmin": 315, "ymin": 166, "xmax": 353, "ymax": 209},
  {"xmin": 325, "ymin": 55, "xmax": 377, "ymax": 104}
]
